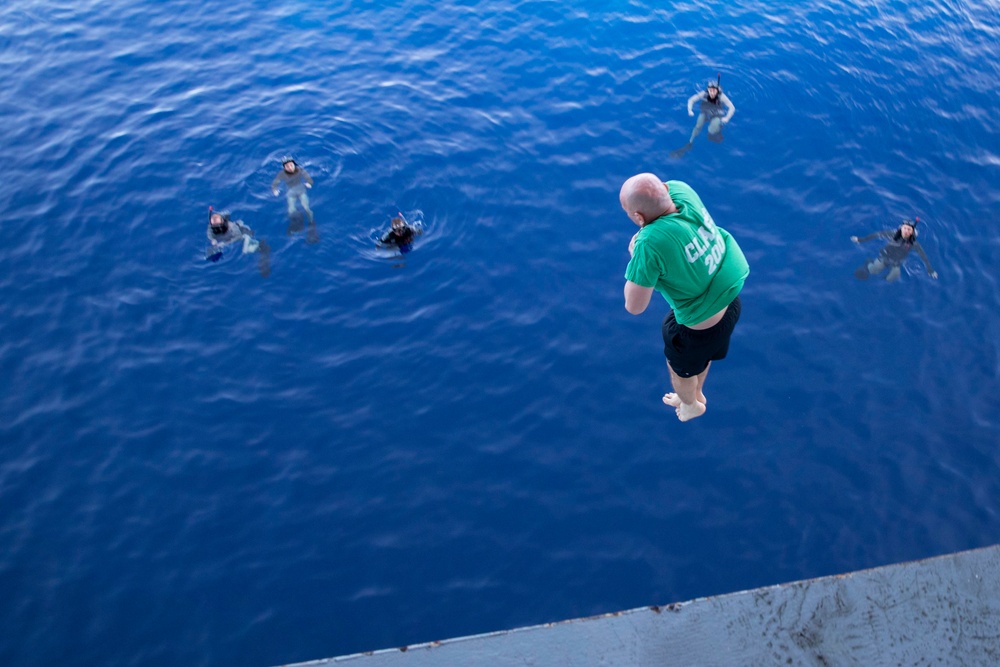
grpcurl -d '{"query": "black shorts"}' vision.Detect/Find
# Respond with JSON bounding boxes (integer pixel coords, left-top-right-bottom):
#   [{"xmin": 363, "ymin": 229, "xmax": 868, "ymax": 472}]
[{"xmin": 662, "ymin": 296, "xmax": 742, "ymax": 378}]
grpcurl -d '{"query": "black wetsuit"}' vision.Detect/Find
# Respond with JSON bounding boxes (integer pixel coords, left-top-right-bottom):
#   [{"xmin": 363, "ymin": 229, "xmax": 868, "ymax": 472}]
[
  {"xmin": 380, "ymin": 226, "xmax": 415, "ymax": 246},
  {"xmin": 858, "ymin": 230, "xmax": 933, "ymax": 267},
  {"xmin": 271, "ymin": 166, "xmax": 313, "ymax": 193},
  {"xmin": 856, "ymin": 229, "xmax": 935, "ymax": 280},
  {"xmin": 207, "ymin": 219, "xmax": 252, "ymax": 247}
]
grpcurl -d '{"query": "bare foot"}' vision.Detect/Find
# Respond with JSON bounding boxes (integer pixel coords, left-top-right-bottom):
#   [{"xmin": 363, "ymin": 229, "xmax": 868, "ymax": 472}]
[
  {"xmin": 662, "ymin": 393, "xmax": 707, "ymax": 422},
  {"xmin": 676, "ymin": 400, "xmax": 706, "ymax": 421},
  {"xmin": 664, "ymin": 392, "xmax": 708, "ymax": 406},
  {"xmin": 663, "ymin": 391, "xmax": 707, "ymax": 406}
]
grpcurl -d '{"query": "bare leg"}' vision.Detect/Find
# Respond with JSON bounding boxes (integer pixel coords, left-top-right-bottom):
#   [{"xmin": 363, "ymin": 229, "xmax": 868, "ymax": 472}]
[
  {"xmin": 298, "ymin": 192, "xmax": 314, "ymax": 223},
  {"xmin": 885, "ymin": 265, "xmax": 901, "ymax": 282},
  {"xmin": 695, "ymin": 361, "xmax": 710, "ymax": 405},
  {"xmin": 662, "ymin": 362, "xmax": 708, "ymax": 422},
  {"xmin": 287, "ymin": 193, "xmax": 306, "ymax": 234},
  {"xmin": 707, "ymin": 117, "xmax": 724, "ymax": 142},
  {"xmin": 688, "ymin": 113, "xmax": 707, "ymax": 144}
]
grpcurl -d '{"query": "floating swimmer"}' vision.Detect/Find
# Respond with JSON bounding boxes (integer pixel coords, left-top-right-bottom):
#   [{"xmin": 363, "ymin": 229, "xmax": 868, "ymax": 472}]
[
  {"xmin": 206, "ymin": 207, "xmax": 271, "ymax": 277},
  {"xmin": 271, "ymin": 155, "xmax": 318, "ymax": 243},
  {"xmin": 851, "ymin": 218, "xmax": 937, "ymax": 282},
  {"xmin": 670, "ymin": 75, "xmax": 736, "ymax": 158},
  {"xmin": 377, "ymin": 214, "xmax": 421, "ymax": 254}
]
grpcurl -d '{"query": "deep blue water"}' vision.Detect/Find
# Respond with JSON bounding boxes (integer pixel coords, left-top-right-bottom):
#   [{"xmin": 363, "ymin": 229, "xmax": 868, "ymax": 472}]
[{"xmin": 2, "ymin": 0, "xmax": 999, "ymax": 665}]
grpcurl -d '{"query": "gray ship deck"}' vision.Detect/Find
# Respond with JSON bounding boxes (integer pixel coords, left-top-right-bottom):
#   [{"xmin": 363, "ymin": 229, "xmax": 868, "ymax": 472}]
[{"xmin": 280, "ymin": 544, "xmax": 1000, "ymax": 666}]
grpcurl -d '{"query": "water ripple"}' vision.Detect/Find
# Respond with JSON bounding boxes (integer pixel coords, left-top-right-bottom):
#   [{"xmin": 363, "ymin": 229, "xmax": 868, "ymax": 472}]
[{"xmin": 2, "ymin": 1, "xmax": 999, "ymax": 666}]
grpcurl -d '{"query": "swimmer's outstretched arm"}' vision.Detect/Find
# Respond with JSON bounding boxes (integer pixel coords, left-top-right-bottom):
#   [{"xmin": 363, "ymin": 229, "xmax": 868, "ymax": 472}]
[
  {"xmin": 851, "ymin": 230, "xmax": 892, "ymax": 243},
  {"xmin": 913, "ymin": 241, "xmax": 938, "ymax": 278}
]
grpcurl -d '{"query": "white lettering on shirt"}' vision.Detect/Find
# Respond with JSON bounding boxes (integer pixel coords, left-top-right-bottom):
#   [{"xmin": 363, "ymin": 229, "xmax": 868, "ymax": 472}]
[{"xmin": 683, "ymin": 208, "xmax": 727, "ymax": 275}]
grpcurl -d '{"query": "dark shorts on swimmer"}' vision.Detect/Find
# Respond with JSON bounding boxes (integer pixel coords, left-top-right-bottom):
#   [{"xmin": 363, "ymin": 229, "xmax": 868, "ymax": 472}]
[
  {"xmin": 662, "ymin": 296, "xmax": 742, "ymax": 378},
  {"xmin": 699, "ymin": 102, "xmax": 726, "ymax": 118}
]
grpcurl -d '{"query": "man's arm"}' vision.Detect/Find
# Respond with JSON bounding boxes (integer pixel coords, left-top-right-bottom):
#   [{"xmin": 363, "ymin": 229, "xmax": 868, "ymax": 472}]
[
  {"xmin": 913, "ymin": 242, "xmax": 938, "ymax": 278},
  {"xmin": 303, "ymin": 168, "xmax": 314, "ymax": 187},
  {"xmin": 624, "ymin": 280, "xmax": 654, "ymax": 315},
  {"xmin": 687, "ymin": 92, "xmax": 703, "ymax": 115},
  {"xmin": 271, "ymin": 172, "xmax": 282, "ymax": 194},
  {"xmin": 234, "ymin": 221, "xmax": 253, "ymax": 239},
  {"xmin": 852, "ymin": 230, "xmax": 890, "ymax": 243},
  {"xmin": 208, "ymin": 234, "xmax": 231, "ymax": 248},
  {"xmin": 720, "ymin": 93, "xmax": 736, "ymax": 123}
]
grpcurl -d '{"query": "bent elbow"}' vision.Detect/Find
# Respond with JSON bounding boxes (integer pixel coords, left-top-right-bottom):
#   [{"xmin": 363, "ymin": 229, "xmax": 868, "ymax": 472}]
[{"xmin": 624, "ymin": 301, "xmax": 645, "ymax": 315}]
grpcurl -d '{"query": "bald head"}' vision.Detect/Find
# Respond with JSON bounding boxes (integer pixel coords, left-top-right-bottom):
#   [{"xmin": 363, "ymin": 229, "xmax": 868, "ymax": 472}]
[{"xmin": 620, "ymin": 173, "xmax": 675, "ymax": 226}]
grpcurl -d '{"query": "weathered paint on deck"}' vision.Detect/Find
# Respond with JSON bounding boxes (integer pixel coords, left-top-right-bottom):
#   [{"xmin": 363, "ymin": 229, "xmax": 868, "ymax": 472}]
[{"xmin": 279, "ymin": 544, "xmax": 1000, "ymax": 666}]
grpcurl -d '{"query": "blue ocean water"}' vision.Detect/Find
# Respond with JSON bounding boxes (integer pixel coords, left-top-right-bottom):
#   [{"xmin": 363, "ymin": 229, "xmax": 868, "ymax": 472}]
[{"xmin": 2, "ymin": 0, "xmax": 999, "ymax": 664}]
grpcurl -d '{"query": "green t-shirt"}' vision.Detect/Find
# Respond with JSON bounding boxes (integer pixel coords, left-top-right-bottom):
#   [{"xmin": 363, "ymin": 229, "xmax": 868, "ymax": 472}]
[{"xmin": 624, "ymin": 181, "xmax": 749, "ymax": 326}]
